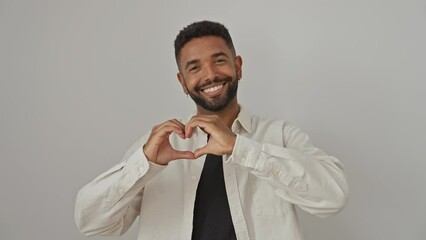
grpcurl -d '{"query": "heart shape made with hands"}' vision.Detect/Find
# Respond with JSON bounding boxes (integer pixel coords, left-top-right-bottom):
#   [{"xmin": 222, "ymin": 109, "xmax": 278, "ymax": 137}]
[
  {"xmin": 143, "ymin": 116, "xmax": 237, "ymax": 165},
  {"xmin": 170, "ymin": 127, "xmax": 217, "ymax": 159}
]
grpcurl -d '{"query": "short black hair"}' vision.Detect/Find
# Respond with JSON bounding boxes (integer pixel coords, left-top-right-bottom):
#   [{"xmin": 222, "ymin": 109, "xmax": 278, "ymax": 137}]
[{"xmin": 174, "ymin": 20, "xmax": 236, "ymax": 65}]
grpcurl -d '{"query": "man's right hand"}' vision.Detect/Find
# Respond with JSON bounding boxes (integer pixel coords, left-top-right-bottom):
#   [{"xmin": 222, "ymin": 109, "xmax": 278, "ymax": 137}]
[{"xmin": 143, "ymin": 119, "xmax": 196, "ymax": 165}]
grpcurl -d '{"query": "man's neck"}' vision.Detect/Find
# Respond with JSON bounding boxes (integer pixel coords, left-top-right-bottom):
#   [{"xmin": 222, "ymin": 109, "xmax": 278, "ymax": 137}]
[{"xmin": 196, "ymin": 98, "xmax": 240, "ymax": 128}]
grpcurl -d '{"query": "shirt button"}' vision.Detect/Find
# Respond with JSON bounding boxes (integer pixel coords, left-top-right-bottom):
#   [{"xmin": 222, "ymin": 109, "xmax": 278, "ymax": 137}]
[
  {"xmin": 191, "ymin": 175, "xmax": 197, "ymax": 180},
  {"xmin": 138, "ymin": 167, "xmax": 144, "ymax": 172}
]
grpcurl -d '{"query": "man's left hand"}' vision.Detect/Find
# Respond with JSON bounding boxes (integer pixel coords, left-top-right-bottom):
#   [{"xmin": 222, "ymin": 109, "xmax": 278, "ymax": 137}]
[{"xmin": 185, "ymin": 115, "xmax": 236, "ymax": 158}]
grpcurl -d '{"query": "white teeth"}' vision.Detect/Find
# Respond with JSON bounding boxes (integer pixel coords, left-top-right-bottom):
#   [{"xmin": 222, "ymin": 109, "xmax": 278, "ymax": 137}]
[{"xmin": 203, "ymin": 84, "xmax": 223, "ymax": 93}]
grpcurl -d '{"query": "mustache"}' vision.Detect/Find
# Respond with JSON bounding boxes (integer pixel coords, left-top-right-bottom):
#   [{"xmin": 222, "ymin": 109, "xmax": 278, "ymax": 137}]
[{"xmin": 195, "ymin": 76, "xmax": 233, "ymax": 91}]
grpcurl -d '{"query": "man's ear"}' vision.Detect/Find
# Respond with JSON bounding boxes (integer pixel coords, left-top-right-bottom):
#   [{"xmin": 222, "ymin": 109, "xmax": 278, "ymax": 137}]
[
  {"xmin": 177, "ymin": 72, "xmax": 188, "ymax": 95},
  {"xmin": 235, "ymin": 55, "xmax": 243, "ymax": 80}
]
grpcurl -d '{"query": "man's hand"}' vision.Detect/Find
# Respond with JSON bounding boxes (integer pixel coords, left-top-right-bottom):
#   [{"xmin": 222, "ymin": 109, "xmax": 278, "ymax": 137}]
[
  {"xmin": 143, "ymin": 119, "xmax": 196, "ymax": 165},
  {"xmin": 185, "ymin": 115, "xmax": 237, "ymax": 158}
]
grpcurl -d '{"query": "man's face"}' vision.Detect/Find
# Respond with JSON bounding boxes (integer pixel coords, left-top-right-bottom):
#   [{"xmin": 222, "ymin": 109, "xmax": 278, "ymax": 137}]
[{"xmin": 177, "ymin": 36, "xmax": 242, "ymax": 112}]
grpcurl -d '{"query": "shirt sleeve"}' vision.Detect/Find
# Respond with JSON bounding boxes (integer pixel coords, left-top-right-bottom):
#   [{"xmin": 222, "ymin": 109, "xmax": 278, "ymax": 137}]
[
  {"xmin": 74, "ymin": 135, "xmax": 166, "ymax": 236},
  {"xmin": 226, "ymin": 123, "xmax": 349, "ymax": 218}
]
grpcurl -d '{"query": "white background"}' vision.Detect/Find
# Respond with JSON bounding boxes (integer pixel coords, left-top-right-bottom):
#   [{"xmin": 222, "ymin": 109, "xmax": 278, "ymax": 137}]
[{"xmin": 1, "ymin": 0, "xmax": 425, "ymax": 239}]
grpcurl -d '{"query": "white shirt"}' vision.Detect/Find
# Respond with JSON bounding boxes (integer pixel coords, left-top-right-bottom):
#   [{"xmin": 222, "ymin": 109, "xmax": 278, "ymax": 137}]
[{"xmin": 75, "ymin": 107, "xmax": 349, "ymax": 240}]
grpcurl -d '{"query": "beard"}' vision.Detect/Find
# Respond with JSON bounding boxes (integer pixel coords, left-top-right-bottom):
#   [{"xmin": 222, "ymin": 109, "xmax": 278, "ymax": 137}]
[{"xmin": 187, "ymin": 74, "xmax": 238, "ymax": 112}]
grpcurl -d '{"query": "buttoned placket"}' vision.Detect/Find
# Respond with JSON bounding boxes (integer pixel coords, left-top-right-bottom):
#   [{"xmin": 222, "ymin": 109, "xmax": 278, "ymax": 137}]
[
  {"xmin": 224, "ymin": 122, "xmax": 250, "ymax": 240},
  {"xmin": 223, "ymin": 160, "xmax": 250, "ymax": 240}
]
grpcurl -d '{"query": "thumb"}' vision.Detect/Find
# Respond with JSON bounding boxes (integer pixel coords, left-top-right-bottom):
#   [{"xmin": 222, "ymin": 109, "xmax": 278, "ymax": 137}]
[
  {"xmin": 171, "ymin": 150, "xmax": 196, "ymax": 160},
  {"xmin": 194, "ymin": 145, "xmax": 210, "ymax": 158}
]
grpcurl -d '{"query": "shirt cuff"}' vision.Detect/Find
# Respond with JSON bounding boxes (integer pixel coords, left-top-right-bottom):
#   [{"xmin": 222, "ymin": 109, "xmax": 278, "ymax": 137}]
[
  {"xmin": 112, "ymin": 147, "xmax": 166, "ymax": 198},
  {"xmin": 123, "ymin": 148, "xmax": 165, "ymax": 179}
]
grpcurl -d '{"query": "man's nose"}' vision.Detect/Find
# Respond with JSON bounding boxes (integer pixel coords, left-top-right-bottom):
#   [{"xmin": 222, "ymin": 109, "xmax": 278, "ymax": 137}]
[{"xmin": 202, "ymin": 64, "xmax": 218, "ymax": 82}]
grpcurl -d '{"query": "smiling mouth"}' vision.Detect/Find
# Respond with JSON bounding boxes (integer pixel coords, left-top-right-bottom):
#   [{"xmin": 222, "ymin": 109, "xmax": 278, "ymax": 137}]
[{"xmin": 202, "ymin": 83, "xmax": 224, "ymax": 93}]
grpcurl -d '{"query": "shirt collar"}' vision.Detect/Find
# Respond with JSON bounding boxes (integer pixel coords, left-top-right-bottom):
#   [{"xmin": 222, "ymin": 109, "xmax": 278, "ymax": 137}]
[{"xmin": 233, "ymin": 105, "xmax": 253, "ymax": 134}]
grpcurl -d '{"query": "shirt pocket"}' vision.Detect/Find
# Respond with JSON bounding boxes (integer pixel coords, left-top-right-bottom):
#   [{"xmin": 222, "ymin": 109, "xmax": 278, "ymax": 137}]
[{"xmin": 249, "ymin": 174, "xmax": 293, "ymax": 216}]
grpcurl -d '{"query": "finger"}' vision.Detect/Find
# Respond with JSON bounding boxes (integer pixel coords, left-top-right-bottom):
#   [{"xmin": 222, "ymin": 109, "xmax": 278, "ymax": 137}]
[
  {"xmin": 157, "ymin": 119, "xmax": 186, "ymax": 131},
  {"xmin": 170, "ymin": 119, "xmax": 186, "ymax": 129},
  {"xmin": 155, "ymin": 125, "xmax": 185, "ymax": 140},
  {"xmin": 184, "ymin": 121, "xmax": 196, "ymax": 138},
  {"xmin": 169, "ymin": 119, "xmax": 187, "ymax": 138},
  {"xmin": 184, "ymin": 116, "xmax": 198, "ymax": 138}
]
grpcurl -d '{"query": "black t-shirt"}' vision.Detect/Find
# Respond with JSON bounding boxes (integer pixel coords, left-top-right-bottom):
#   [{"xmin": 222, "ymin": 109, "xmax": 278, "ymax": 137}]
[{"xmin": 191, "ymin": 154, "xmax": 237, "ymax": 240}]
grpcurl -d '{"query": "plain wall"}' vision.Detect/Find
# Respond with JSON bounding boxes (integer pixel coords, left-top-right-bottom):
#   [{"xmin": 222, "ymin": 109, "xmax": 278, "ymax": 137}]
[{"xmin": 1, "ymin": 0, "xmax": 425, "ymax": 239}]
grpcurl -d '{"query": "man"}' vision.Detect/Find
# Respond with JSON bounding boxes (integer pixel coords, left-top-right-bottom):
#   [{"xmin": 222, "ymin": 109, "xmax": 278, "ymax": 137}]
[{"xmin": 75, "ymin": 21, "xmax": 349, "ymax": 240}]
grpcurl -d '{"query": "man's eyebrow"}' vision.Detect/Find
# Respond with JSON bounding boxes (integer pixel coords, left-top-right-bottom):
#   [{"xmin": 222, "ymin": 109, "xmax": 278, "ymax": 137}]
[
  {"xmin": 212, "ymin": 52, "xmax": 229, "ymax": 58},
  {"xmin": 185, "ymin": 59, "xmax": 199, "ymax": 70}
]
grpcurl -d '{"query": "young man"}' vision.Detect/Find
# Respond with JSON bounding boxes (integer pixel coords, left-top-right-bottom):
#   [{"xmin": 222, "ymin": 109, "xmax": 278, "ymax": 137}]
[{"xmin": 75, "ymin": 21, "xmax": 349, "ymax": 240}]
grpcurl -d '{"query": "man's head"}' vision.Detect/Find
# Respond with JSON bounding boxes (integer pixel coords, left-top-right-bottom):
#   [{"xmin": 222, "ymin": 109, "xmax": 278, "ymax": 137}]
[
  {"xmin": 175, "ymin": 21, "xmax": 242, "ymax": 113},
  {"xmin": 174, "ymin": 21, "xmax": 236, "ymax": 65}
]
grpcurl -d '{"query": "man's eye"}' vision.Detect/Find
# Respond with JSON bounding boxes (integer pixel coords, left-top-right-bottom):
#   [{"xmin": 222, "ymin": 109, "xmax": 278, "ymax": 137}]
[
  {"xmin": 216, "ymin": 59, "xmax": 226, "ymax": 63},
  {"xmin": 189, "ymin": 66, "xmax": 199, "ymax": 72}
]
